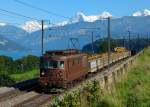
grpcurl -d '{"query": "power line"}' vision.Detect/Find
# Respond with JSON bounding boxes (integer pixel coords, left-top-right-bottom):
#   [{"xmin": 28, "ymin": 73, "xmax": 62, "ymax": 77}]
[
  {"xmin": 0, "ymin": 8, "xmax": 40, "ymax": 21},
  {"xmin": 0, "ymin": 11, "xmax": 55, "ymax": 29},
  {"xmin": 0, "ymin": 12, "xmax": 19, "ymax": 19},
  {"xmin": 0, "ymin": 11, "xmax": 37, "ymax": 24},
  {"xmin": 0, "ymin": 21, "xmax": 22, "ymax": 26},
  {"xmin": 13, "ymin": 0, "xmax": 71, "ymax": 19}
]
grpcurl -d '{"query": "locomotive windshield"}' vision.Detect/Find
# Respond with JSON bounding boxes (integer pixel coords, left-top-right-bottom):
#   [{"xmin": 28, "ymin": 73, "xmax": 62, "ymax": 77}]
[{"xmin": 43, "ymin": 60, "xmax": 64, "ymax": 69}]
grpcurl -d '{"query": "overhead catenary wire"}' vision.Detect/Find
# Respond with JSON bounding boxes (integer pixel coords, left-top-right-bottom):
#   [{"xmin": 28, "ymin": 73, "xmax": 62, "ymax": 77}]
[
  {"xmin": 0, "ymin": 8, "xmax": 40, "ymax": 21},
  {"xmin": 0, "ymin": 12, "xmax": 40, "ymax": 26},
  {"xmin": 0, "ymin": 21, "xmax": 23, "ymax": 26},
  {"xmin": 0, "ymin": 11, "xmax": 55, "ymax": 29},
  {"xmin": 13, "ymin": 0, "xmax": 71, "ymax": 19}
]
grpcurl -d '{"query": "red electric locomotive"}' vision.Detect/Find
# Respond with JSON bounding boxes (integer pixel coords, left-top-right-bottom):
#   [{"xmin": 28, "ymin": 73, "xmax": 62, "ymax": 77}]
[{"xmin": 39, "ymin": 49, "xmax": 88, "ymax": 88}]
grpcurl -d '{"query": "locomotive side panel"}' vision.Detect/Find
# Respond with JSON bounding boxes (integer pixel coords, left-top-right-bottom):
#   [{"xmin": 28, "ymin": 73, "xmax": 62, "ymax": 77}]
[{"xmin": 65, "ymin": 54, "xmax": 88, "ymax": 83}]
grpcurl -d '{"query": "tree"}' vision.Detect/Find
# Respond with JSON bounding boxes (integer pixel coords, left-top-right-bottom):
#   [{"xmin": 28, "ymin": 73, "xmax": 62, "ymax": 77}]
[
  {"xmin": 0, "ymin": 56, "xmax": 14, "ymax": 75},
  {"xmin": 0, "ymin": 74, "xmax": 15, "ymax": 86},
  {"xmin": 98, "ymin": 38, "xmax": 119, "ymax": 53},
  {"xmin": 15, "ymin": 55, "xmax": 39, "ymax": 72}
]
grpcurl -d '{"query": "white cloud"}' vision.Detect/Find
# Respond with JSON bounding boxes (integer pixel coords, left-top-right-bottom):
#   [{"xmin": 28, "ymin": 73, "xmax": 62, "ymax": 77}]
[{"xmin": 21, "ymin": 21, "xmax": 48, "ymax": 33}]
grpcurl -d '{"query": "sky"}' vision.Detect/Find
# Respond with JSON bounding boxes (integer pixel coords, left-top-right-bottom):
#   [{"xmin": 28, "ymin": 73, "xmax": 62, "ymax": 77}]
[{"xmin": 0, "ymin": 0, "xmax": 149, "ymax": 25}]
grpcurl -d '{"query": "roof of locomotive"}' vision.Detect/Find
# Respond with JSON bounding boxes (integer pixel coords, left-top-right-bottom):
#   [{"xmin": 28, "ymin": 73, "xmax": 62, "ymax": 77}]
[
  {"xmin": 42, "ymin": 49, "xmax": 87, "ymax": 58},
  {"xmin": 46, "ymin": 49, "xmax": 78, "ymax": 55}
]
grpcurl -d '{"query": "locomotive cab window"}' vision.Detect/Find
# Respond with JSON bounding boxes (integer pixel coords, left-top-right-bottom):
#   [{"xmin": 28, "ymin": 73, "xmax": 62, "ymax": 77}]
[
  {"xmin": 60, "ymin": 61, "xmax": 64, "ymax": 69},
  {"xmin": 43, "ymin": 60, "xmax": 64, "ymax": 69},
  {"xmin": 49, "ymin": 61, "xmax": 58, "ymax": 68},
  {"xmin": 43, "ymin": 61, "xmax": 49, "ymax": 68}
]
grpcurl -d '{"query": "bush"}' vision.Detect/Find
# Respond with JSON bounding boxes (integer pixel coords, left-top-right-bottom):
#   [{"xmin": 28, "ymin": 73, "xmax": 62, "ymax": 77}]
[
  {"xmin": 96, "ymin": 99, "xmax": 113, "ymax": 107},
  {"xmin": 0, "ymin": 74, "xmax": 15, "ymax": 86},
  {"xmin": 0, "ymin": 55, "xmax": 39, "ymax": 74},
  {"xmin": 0, "ymin": 56, "xmax": 14, "ymax": 74},
  {"xmin": 126, "ymin": 92, "xmax": 139, "ymax": 107},
  {"xmin": 15, "ymin": 55, "xmax": 39, "ymax": 72}
]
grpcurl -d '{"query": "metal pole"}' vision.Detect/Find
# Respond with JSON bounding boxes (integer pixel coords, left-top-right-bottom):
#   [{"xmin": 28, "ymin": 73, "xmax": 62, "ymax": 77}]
[
  {"xmin": 107, "ymin": 17, "xmax": 111, "ymax": 72},
  {"xmin": 91, "ymin": 32, "xmax": 94, "ymax": 54},
  {"xmin": 41, "ymin": 20, "xmax": 44, "ymax": 55},
  {"xmin": 148, "ymin": 32, "xmax": 150, "ymax": 46},
  {"xmin": 123, "ymin": 36, "xmax": 125, "ymax": 47},
  {"xmin": 138, "ymin": 34, "xmax": 140, "ymax": 51},
  {"xmin": 128, "ymin": 31, "xmax": 131, "ymax": 50},
  {"xmin": 147, "ymin": 32, "xmax": 149, "ymax": 47}
]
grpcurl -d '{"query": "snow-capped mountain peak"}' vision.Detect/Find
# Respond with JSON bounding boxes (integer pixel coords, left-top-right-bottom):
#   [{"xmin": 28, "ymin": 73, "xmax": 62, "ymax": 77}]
[
  {"xmin": 75, "ymin": 12, "xmax": 86, "ymax": 22},
  {"xmin": 0, "ymin": 40, "xmax": 8, "ymax": 46},
  {"xmin": 21, "ymin": 21, "xmax": 48, "ymax": 33},
  {"xmin": 73, "ymin": 11, "xmax": 112, "ymax": 22},
  {"xmin": 133, "ymin": 11, "xmax": 142, "ymax": 17},
  {"xmin": 100, "ymin": 11, "xmax": 112, "ymax": 18},
  {"xmin": 133, "ymin": 9, "xmax": 150, "ymax": 17},
  {"xmin": 54, "ymin": 11, "xmax": 113, "ymax": 27},
  {"xmin": 0, "ymin": 22, "xmax": 6, "ymax": 26},
  {"xmin": 143, "ymin": 9, "xmax": 150, "ymax": 16}
]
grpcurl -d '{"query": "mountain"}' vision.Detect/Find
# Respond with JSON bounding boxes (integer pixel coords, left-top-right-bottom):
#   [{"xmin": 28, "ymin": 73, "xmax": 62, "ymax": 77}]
[
  {"xmin": 0, "ymin": 25, "xmax": 29, "ymax": 42},
  {"xmin": 0, "ymin": 35, "xmax": 28, "ymax": 51},
  {"xmin": 21, "ymin": 15, "xmax": 150, "ymax": 51},
  {"xmin": 82, "ymin": 38, "xmax": 149, "ymax": 54},
  {"xmin": 53, "ymin": 11, "xmax": 113, "ymax": 27},
  {"xmin": 1, "ymin": 10, "xmax": 150, "ymax": 59},
  {"xmin": 0, "ymin": 25, "xmax": 30, "ymax": 59},
  {"xmin": 21, "ymin": 21, "xmax": 48, "ymax": 33},
  {"xmin": 132, "ymin": 9, "xmax": 150, "ymax": 17}
]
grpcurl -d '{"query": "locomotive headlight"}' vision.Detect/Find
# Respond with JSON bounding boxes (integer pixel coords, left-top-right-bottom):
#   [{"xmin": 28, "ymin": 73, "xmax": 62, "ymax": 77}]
[{"xmin": 41, "ymin": 72, "xmax": 45, "ymax": 76}]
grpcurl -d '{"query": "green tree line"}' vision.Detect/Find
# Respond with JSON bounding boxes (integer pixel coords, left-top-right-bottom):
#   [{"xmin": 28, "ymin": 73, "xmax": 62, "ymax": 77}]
[{"xmin": 0, "ymin": 55, "xmax": 39, "ymax": 86}]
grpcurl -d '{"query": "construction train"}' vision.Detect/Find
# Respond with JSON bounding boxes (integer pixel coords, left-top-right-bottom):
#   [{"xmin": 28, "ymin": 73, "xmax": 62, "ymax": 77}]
[{"xmin": 39, "ymin": 47, "xmax": 131, "ymax": 88}]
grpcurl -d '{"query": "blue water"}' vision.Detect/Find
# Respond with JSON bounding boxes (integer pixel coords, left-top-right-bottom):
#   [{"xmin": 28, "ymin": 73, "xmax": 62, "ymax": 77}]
[{"xmin": 0, "ymin": 36, "xmax": 91, "ymax": 59}]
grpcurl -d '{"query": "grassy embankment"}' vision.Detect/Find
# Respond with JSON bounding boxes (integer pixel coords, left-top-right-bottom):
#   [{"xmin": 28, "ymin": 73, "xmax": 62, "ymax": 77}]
[
  {"xmin": 9, "ymin": 69, "xmax": 39, "ymax": 83},
  {"xmin": 51, "ymin": 48, "xmax": 150, "ymax": 107},
  {"xmin": 101, "ymin": 48, "xmax": 150, "ymax": 107},
  {"xmin": 0, "ymin": 69, "xmax": 39, "ymax": 86}
]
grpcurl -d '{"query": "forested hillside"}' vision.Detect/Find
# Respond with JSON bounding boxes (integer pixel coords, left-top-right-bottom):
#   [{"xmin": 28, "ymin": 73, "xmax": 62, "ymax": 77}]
[{"xmin": 82, "ymin": 38, "xmax": 150, "ymax": 54}]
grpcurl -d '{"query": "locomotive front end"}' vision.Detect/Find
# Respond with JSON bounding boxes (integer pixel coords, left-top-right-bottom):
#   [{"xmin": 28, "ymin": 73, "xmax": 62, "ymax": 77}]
[
  {"xmin": 39, "ymin": 55, "xmax": 66, "ymax": 88},
  {"xmin": 39, "ymin": 49, "xmax": 88, "ymax": 89}
]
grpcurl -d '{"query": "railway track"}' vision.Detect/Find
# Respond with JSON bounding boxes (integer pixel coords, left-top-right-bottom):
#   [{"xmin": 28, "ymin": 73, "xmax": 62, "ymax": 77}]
[
  {"xmin": 13, "ymin": 94, "xmax": 51, "ymax": 107},
  {"xmin": 0, "ymin": 78, "xmax": 55, "ymax": 107},
  {"xmin": 0, "ymin": 91, "xmax": 40, "ymax": 107},
  {"xmin": 0, "ymin": 89, "xmax": 25, "ymax": 102},
  {"xmin": 0, "ymin": 57, "xmax": 130, "ymax": 107}
]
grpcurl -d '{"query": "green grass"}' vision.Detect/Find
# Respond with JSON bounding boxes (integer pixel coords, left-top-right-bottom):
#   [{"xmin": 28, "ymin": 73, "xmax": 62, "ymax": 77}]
[
  {"xmin": 104, "ymin": 48, "xmax": 150, "ymax": 107},
  {"xmin": 9, "ymin": 69, "xmax": 39, "ymax": 82}
]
